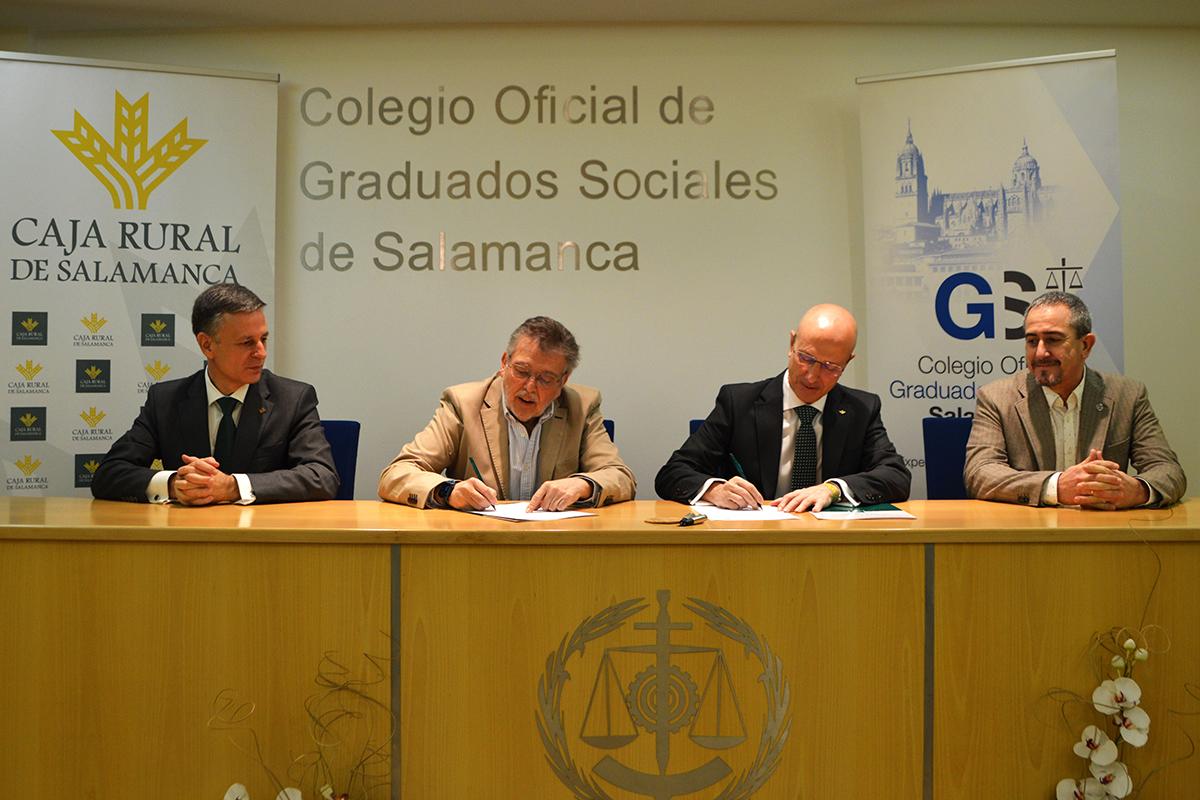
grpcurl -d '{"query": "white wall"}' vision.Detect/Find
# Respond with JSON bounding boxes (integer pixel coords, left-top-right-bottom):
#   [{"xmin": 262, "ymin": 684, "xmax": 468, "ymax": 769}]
[{"xmin": 28, "ymin": 24, "xmax": 1200, "ymax": 497}]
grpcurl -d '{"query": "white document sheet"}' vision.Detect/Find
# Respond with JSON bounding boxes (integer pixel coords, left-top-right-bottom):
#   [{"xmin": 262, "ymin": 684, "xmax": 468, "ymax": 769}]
[
  {"xmin": 690, "ymin": 502, "xmax": 801, "ymax": 521},
  {"xmin": 810, "ymin": 508, "xmax": 916, "ymax": 520},
  {"xmin": 467, "ymin": 501, "xmax": 595, "ymax": 522}
]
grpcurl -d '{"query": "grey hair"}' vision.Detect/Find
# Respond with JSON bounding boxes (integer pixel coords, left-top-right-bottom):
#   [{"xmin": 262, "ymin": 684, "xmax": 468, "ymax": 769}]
[
  {"xmin": 506, "ymin": 316, "xmax": 580, "ymax": 372},
  {"xmin": 1026, "ymin": 291, "xmax": 1092, "ymax": 338}
]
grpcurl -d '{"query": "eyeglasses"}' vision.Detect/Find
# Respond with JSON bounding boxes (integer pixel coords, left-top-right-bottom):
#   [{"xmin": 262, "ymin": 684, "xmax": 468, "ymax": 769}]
[
  {"xmin": 507, "ymin": 362, "xmax": 565, "ymax": 389},
  {"xmin": 791, "ymin": 349, "xmax": 845, "ymax": 377}
]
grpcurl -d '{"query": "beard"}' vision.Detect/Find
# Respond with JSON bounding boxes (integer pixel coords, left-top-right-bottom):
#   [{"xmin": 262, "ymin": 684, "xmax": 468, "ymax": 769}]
[{"xmin": 1031, "ymin": 361, "xmax": 1062, "ymax": 387}]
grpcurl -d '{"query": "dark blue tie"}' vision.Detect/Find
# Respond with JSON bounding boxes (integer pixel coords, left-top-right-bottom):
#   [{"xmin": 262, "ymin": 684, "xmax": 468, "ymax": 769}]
[
  {"xmin": 214, "ymin": 396, "xmax": 239, "ymax": 467},
  {"xmin": 790, "ymin": 405, "xmax": 819, "ymax": 491}
]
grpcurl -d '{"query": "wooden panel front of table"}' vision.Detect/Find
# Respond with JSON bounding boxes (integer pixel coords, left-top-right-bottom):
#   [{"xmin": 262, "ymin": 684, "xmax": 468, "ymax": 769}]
[{"xmin": 1, "ymin": 498, "xmax": 1196, "ymax": 799}]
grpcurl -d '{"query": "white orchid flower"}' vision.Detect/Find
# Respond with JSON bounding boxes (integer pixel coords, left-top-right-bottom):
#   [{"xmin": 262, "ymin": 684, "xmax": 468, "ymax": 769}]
[
  {"xmin": 1089, "ymin": 760, "xmax": 1133, "ymax": 798},
  {"xmin": 1072, "ymin": 725, "xmax": 1119, "ymax": 765},
  {"xmin": 1118, "ymin": 706, "xmax": 1150, "ymax": 747},
  {"xmin": 220, "ymin": 785, "xmax": 303, "ymax": 800},
  {"xmin": 1092, "ymin": 677, "xmax": 1141, "ymax": 714},
  {"xmin": 1056, "ymin": 777, "xmax": 1106, "ymax": 800}
]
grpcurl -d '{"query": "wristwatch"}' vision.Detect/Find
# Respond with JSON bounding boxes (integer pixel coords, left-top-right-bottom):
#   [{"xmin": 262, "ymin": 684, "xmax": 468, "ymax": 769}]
[
  {"xmin": 433, "ymin": 479, "xmax": 457, "ymax": 508},
  {"xmin": 822, "ymin": 481, "xmax": 843, "ymax": 503}
]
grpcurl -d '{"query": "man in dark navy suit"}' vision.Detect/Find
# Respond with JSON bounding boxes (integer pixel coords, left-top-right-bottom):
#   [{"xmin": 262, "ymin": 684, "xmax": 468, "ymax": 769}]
[
  {"xmin": 656, "ymin": 303, "xmax": 909, "ymax": 512},
  {"xmin": 92, "ymin": 284, "xmax": 337, "ymax": 505}
]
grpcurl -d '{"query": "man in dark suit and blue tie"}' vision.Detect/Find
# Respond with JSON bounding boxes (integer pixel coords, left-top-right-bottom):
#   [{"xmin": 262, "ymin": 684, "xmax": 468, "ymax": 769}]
[
  {"xmin": 655, "ymin": 303, "xmax": 910, "ymax": 512},
  {"xmin": 92, "ymin": 284, "xmax": 338, "ymax": 505}
]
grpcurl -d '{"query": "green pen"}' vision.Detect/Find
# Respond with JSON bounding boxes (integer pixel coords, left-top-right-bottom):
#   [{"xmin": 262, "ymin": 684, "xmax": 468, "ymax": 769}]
[
  {"xmin": 467, "ymin": 456, "xmax": 496, "ymax": 511},
  {"xmin": 727, "ymin": 453, "xmax": 761, "ymax": 509}
]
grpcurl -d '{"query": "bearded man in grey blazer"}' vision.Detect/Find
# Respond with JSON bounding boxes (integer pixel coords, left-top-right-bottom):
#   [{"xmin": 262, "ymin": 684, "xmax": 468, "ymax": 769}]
[{"xmin": 965, "ymin": 291, "xmax": 1185, "ymax": 508}]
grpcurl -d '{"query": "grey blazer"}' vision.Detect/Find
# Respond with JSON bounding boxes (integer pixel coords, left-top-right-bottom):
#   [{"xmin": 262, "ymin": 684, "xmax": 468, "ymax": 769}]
[{"xmin": 964, "ymin": 370, "xmax": 1185, "ymax": 506}]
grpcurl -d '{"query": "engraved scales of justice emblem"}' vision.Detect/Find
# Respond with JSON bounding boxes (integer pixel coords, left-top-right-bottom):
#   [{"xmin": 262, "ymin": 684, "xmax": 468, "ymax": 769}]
[{"xmin": 536, "ymin": 590, "xmax": 791, "ymax": 800}]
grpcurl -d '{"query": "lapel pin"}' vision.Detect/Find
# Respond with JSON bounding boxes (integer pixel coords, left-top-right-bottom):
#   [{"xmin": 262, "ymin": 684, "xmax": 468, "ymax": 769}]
[
  {"xmin": 1096, "ymin": 403, "xmax": 1105, "ymax": 412},
  {"xmin": 259, "ymin": 406, "xmax": 266, "ymax": 414},
  {"xmin": 838, "ymin": 409, "xmax": 846, "ymax": 415}
]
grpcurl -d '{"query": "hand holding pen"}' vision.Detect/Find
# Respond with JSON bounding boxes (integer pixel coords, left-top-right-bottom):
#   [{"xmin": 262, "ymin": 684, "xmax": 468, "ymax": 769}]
[
  {"xmin": 449, "ymin": 456, "xmax": 497, "ymax": 511},
  {"xmin": 699, "ymin": 453, "xmax": 763, "ymax": 510}
]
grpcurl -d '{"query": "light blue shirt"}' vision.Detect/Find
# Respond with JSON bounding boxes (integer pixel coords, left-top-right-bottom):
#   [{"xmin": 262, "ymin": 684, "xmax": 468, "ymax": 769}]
[{"xmin": 502, "ymin": 395, "xmax": 555, "ymax": 501}]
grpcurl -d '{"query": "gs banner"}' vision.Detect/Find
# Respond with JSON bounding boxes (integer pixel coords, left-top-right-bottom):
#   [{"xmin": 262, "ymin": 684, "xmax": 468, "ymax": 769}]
[
  {"xmin": 1, "ymin": 52, "xmax": 278, "ymax": 496},
  {"xmin": 857, "ymin": 51, "xmax": 1122, "ymax": 498}
]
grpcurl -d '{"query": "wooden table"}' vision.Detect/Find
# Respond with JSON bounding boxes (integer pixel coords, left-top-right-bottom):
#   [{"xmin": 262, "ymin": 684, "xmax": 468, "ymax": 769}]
[{"xmin": 2, "ymin": 498, "xmax": 1197, "ymax": 799}]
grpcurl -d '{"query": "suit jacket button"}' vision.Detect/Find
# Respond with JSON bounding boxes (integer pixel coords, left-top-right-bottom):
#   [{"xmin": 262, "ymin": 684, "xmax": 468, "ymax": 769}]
[{"xmin": 1018, "ymin": 495, "xmax": 1029, "ymax": 504}]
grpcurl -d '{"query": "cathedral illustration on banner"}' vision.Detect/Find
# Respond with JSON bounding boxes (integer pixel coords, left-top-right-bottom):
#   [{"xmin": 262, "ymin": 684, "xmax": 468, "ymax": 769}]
[{"xmin": 880, "ymin": 122, "xmax": 1057, "ymax": 293}]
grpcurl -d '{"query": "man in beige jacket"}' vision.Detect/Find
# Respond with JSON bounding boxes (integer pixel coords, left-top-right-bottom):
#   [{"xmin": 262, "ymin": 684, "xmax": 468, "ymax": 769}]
[
  {"xmin": 965, "ymin": 291, "xmax": 1185, "ymax": 508},
  {"xmin": 379, "ymin": 316, "xmax": 636, "ymax": 511}
]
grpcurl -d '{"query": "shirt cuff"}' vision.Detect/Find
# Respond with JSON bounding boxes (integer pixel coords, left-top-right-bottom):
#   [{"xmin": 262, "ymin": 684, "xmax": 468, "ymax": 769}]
[
  {"xmin": 690, "ymin": 477, "xmax": 723, "ymax": 505},
  {"xmin": 232, "ymin": 473, "xmax": 255, "ymax": 505},
  {"xmin": 147, "ymin": 470, "xmax": 175, "ymax": 504},
  {"xmin": 1042, "ymin": 472, "xmax": 1062, "ymax": 506},
  {"xmin": 831, "ymin": 478, "xmax": 856, "ymax": 506},
  {"xmin": 1138, "ymin": 478, "xmax": 1159, "ymax": 507}
]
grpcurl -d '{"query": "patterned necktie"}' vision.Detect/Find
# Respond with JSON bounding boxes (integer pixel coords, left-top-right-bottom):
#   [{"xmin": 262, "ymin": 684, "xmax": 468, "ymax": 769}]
[
  {"xmin": 214, "ymin": 396, "xmax": 239, "ymax": 467},
  {"xmin": 790, "ymin": 405, "xmax": 819, "ymax": 491}
]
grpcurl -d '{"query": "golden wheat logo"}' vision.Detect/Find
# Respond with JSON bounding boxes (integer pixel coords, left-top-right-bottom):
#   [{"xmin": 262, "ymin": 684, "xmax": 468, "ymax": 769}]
[
  {"xmin": 15, "ymin": 455, "xmax": 41, "ymax": 476},
  {"xmin": 80, "ymin": 312, "xmax": 108, "ymax": 333},
  {"xmin": 149, "ymin": 319, "xmax": 168, "ymax": 334},
  {"xmin": 84, "ymin": 365, "xmax": 103, "ymax": 380},
  {"xmin": 83, "ymin": 459, "xmax": 101, "ymax": 474},
  {"xmin": 80, "ymin": 407, "xmax": 107, "ymax": 427},
  {"xmin": 20, "ymin": 317, "xmax": 40, "ymax": 333},
  {"xmin": 16, "ymin": 360, "xmax": 43, "ymax": 380},
  {"xmin": 53, "ymin": 91, "xmax": 207, "ymax": 210},
  {"xmin": 18, "ymin": 412, "xmax": 39, "ymax": 428},
  {"xmin": 144, "ymin": 360, "xmax": 171, "ymax": 381}
]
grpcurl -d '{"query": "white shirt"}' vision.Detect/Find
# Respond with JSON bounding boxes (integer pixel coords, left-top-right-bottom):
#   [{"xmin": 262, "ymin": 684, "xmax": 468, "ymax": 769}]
[
  {"xmin": 145, "ymin": 368, "xmax": 255, "ymax": 504},
  {"xmin": 778, "ymin": 375, "xmax": 856, "ymax": 504},
  {"xmin": 777, "ymin": 377, "xmax": 826, "ymax": 497}
]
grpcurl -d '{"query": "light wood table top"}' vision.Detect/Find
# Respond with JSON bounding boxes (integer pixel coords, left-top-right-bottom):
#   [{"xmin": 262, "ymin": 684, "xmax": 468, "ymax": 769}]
[{"xmin": 1, "ymin": 496, "xmax": 1196, "ymax": 545}]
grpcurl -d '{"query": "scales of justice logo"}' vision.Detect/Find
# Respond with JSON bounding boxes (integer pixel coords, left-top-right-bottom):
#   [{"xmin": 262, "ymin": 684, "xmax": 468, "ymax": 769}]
[{"xmin": 537, "ymin": 590, "xmax": 790, "ymax": 800}]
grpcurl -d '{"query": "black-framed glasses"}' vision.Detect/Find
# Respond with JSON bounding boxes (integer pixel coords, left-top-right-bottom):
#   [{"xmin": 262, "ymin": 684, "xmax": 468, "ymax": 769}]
[
  {"xmin": 507, "ymin": 362, "xmax": 565, "ymax": 389},
  {"xmin": 791, "ymin": 349, "xmax": 845, "ymax": 377}
]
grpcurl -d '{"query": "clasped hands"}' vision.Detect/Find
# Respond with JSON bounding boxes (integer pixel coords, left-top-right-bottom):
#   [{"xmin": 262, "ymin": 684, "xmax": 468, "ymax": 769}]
[
  {"xmin": 169, "ymin": 454, "xmax": 240, "ymax": 505},
  {"xmin": 701, "ymin": 476, "xmax": 838, "ymax": 513},
  {"xmin": 1057, "ymin": 449, "xmax": 1149, "ymax": 510},
  {"xmin": 448, "ymin": 476, "xmax": 591, "ymax": 512}
]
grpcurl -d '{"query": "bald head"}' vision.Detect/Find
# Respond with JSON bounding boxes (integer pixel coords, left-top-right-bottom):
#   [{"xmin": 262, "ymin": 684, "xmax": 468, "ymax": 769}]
[
  {"xmin": 787, "ymin": 303, "xmax": 857, "ymax": 404},
  {"xmin": 796, "ymin": 304, "xmax": 857, "ymax": 361}
]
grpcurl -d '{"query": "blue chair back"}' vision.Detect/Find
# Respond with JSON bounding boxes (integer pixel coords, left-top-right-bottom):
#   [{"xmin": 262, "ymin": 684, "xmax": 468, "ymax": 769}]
[
  {"xmin": 689, "ymin": 419, "xmax": 704, "ymax": 435},
  {"xmin": 603, "ymin": 419, "xmax": 615, "ymax": 441},
  {"xmin": 922, "ymin": 416, "xmax": 974, "ymax": 500},
  {"xmin": 320, "ymin": 419, "xmax": 361, "ymax": 500}
]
